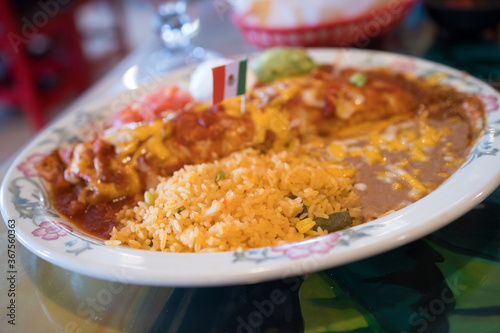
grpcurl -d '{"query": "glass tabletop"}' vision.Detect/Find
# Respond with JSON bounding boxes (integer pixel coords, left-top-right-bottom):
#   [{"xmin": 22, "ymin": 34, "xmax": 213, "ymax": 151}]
[{"xmin": 1, "ymin": 2, "xmax": 500, "ymax": 332}]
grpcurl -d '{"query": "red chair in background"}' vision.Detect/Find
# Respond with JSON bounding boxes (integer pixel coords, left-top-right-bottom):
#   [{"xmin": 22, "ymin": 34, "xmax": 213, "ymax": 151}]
[
  {"xmin": 0, "ymin": 0, "xmax": 128, "ymax": 131},
  {"xmin": 0, "ymin": 0, "xmax": 90, "ymax": 130}
]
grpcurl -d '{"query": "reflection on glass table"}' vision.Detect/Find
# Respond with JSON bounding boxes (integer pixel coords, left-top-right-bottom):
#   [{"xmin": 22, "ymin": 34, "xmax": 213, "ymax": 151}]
[{"xmin": 131, "ymin": 0, "xmax": 220, "ymax": 85}]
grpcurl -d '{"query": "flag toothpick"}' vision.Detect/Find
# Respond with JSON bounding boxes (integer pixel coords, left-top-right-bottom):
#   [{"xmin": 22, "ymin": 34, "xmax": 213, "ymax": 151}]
[{"xmin": 212, "ymin": 58, "xmax": 247, "ymax": 107}]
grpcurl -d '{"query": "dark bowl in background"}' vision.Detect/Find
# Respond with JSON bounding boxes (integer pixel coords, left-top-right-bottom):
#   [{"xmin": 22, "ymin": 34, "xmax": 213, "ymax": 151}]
[{"xmin": 424, "ymin": 0, "xmax": 500, "ymax": 36}]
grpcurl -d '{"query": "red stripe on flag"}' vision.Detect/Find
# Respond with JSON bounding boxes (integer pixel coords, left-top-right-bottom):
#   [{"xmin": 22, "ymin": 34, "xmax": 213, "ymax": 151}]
[{"xmin": 212, "ymin": 65, "xmax": 226, "ymax": 105}]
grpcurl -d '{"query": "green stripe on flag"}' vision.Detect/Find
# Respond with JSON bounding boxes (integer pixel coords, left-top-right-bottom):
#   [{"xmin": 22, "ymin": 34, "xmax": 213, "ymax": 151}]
[{"xmin": 237, "ymin": 59, "xmax": 247, "ymax": 95}]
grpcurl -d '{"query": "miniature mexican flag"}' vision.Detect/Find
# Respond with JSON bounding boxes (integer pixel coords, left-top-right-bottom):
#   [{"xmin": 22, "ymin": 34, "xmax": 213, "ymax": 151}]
[{"xmin": 212, "ymin": 58, "xmax": 247, "ymax": 105}]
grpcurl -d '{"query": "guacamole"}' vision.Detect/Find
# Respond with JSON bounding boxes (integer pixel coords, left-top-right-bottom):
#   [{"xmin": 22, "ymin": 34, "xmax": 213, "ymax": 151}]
[{"xmin": 251, "ymin": 47, "xmax": 317, "ymax": 83}]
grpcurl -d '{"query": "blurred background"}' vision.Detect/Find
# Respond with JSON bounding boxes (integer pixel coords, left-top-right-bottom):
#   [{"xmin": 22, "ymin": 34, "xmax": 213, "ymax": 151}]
[
  {"xmin": 0, "ymin": 0, "xmax": 154, "ymax": 162},
  {"xmin": 0, "ymin": 0, "xmax": 499, "ymax": 164}
]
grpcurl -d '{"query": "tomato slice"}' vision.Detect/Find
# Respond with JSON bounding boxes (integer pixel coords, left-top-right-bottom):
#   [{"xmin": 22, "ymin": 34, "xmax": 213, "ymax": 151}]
[{"xmin": 112, "ymin": 86, "xmax": 193, "ymax": 127}]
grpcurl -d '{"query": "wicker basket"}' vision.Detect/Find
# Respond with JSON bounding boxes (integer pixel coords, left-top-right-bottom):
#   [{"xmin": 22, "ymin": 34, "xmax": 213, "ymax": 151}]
[{"xmin": 232, "ymin": 0, "xmax": 420, "ymax": 48}]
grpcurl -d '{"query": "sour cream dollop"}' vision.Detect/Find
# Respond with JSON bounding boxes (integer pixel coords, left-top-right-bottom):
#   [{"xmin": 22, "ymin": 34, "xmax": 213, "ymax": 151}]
[{"xmin": 189, "ymin": 58, "xmax": 257, "ymax": 102}]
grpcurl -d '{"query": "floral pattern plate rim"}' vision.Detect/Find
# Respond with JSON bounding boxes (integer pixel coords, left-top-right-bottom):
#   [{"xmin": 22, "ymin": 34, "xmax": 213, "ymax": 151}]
[{"xmin": 1, "ymin": 49, "xmax": 500, "ymax": 287}]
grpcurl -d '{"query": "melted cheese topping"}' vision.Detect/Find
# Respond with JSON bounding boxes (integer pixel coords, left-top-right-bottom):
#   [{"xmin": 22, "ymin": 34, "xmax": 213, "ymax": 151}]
[
  {"xmin": 323, "ymin": 111, "xmax": 457, "ymax": 198},
  {"xmin": 104, "ymin": 119, "xmax": 172, "ymax": 160}
]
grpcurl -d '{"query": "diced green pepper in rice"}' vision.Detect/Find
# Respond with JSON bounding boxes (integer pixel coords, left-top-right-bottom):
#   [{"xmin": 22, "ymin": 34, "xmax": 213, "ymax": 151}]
[
  {"xmin": 313, "ymin": 211, "xmax": 352, "ymax": 233},
  {"xmin": 215, "ymin": 171, "xmax": 226, "ymax": 183}
]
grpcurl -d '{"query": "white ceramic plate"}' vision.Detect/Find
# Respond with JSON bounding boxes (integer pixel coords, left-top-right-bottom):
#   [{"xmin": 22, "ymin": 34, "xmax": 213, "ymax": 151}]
[{"xmin": 2, "ymin": 49, "xmax": 500, "ymax": 286}]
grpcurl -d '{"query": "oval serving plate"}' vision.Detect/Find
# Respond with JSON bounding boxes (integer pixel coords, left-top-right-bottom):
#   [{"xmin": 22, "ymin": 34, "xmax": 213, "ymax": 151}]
[{"xmin": 2, "ymin": 49, "xmax": 500, "ymax": 286}]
